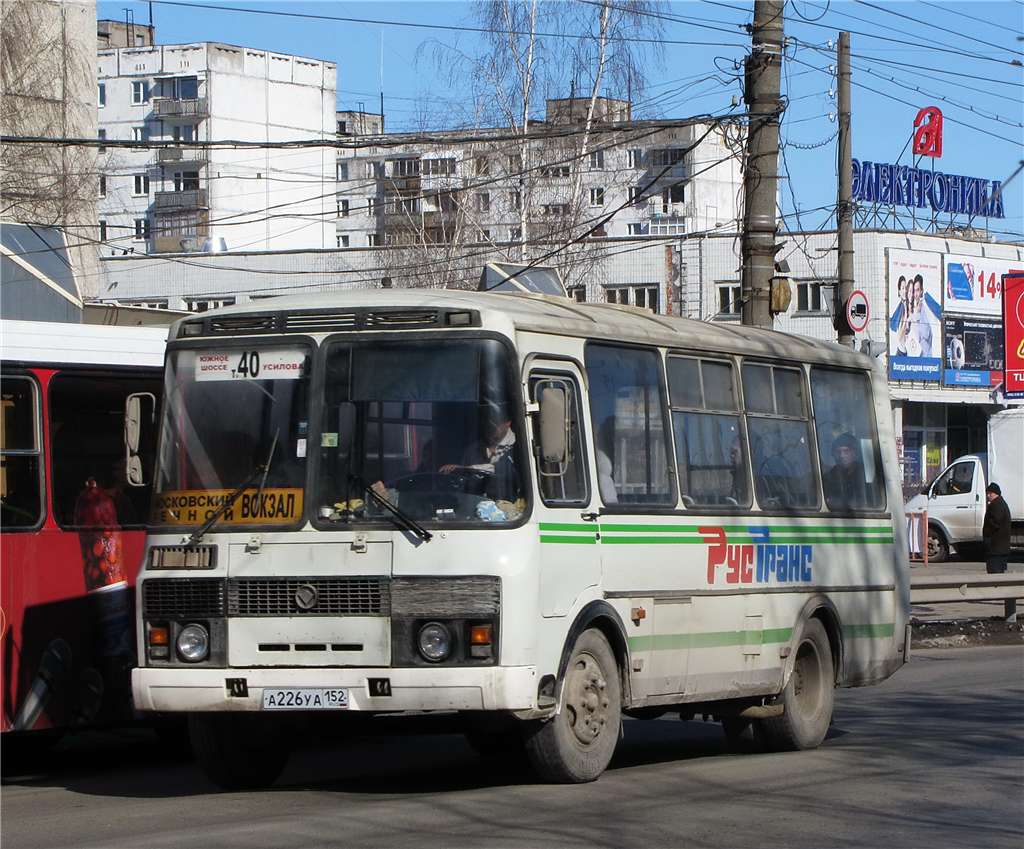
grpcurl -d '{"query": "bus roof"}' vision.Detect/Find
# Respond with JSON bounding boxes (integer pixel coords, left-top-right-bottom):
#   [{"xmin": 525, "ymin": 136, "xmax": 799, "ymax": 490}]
[
  {"xmin": 187, "ymin": 290, "xmax": 872, "ymax": 368},
  {"xmin": 0, "ymin": 320, "xmax": 166, "ymax": 368}
]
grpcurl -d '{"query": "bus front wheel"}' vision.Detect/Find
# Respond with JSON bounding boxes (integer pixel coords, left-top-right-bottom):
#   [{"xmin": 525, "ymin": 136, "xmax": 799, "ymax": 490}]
[
  {"xmin": 759, "ymin": 618, "xmax": 834, "ymax": 751},
  {"xmin": 524, "ymin": 629, "xmax": 621, "ymax": 783},
  {"xmin": 189, "ymin": 713, "xmax": 291, "ymax": 791}
]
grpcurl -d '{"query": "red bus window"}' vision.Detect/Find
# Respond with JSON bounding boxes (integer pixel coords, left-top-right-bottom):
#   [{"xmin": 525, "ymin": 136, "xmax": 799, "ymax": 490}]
[{"xmin": 1, "ymin": 377, "xmax": 42, "ymax": 528}]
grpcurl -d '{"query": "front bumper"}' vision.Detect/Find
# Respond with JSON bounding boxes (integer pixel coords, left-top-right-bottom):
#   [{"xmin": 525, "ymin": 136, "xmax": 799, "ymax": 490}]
[{"xmin": 132, "ymin": 665, "xmax": 538, "ymax": 713}]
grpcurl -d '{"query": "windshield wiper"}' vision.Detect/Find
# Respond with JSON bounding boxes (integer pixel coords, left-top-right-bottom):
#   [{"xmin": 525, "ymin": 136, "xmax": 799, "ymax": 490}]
[
  {"xmin": 185, "ymin": 436, "xmax": 279, "ymax": 548},
  {"xmin": 352, "ymin": 475, "xmax": 433, "ymax": 543}
]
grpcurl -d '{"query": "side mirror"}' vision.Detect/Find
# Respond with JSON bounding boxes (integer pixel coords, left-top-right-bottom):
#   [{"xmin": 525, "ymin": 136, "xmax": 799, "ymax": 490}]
[
  {"xmin": 538, "ymin": 385, "xmax": 568, "ymax": 466},
  {"xmin": 124, "ymin": 392, "xmax": 157, "ymax": 487}
]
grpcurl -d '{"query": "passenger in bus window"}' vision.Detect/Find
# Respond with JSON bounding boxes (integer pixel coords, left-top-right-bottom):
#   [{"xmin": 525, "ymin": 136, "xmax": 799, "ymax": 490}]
[
  {"xmin": 595, "ymin": 418, "xmax": 618, "ymax": 505},
  {"xmin": 823, "ymin": 432, "xmax": 866, "ymax": 509}
]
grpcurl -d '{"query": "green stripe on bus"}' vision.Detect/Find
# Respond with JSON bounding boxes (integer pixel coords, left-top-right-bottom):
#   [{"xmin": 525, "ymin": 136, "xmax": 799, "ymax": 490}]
[
  {"xmin": 601, "ymin": 536, "xmax": 708, "ymax": 545},
  {"xmin": 539, "ymin": 522, "xmax": 595, "ymax": 532},
  {"xmin": 539, "ymin": 535, "xmax": 597, "ymax": 545},
  {"xmin": 598, "ymin": 523, "xmax": 892, "ymax": 534},
  {"xmin": 628, "ymin": 627, "xmax": 794, "ymax": 652},
  {"xmin": 627, "ymin": 623, "xmax": 894, "ymax": 652},
  {"xmin": 843, "ymin": 623, "xmax": 896, "ymax": 639}
]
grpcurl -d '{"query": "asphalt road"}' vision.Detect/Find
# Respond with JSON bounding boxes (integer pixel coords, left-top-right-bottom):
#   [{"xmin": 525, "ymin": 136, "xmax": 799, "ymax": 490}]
[{"xmin": 3, "ymin": 646, "xmax": 1022, "ymax": 849}]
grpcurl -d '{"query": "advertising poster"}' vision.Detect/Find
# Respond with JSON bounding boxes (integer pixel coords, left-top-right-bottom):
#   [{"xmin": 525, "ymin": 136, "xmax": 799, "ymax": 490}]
[
  {"xmin": 943, "ymin": 316, "xmax": 1003, "ymax": 386},
  {"xmin": 945, "ymin": 254, "xmax": 1024, "ymax": 318},
  {"xmin": 888, "ymin": 249, "xmax": 943, "ymax": 381},
  {"xmin": 1004, "ymin": 272, "xmax": 1024, "ymax": 399}
]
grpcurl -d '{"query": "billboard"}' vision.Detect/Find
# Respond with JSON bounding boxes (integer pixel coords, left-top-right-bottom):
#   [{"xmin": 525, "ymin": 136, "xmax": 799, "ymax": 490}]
[
  {"xmin": 1004, "ymin": 273, "xmax": 1024, "ymax": 399},
  {"xmin": 943, "ymin": 315, "xmax": 1003, "ymax": 387},
  {"xmin": 945, "ymin": 254, "xmax": 1023, "ymax": 318},
  {"xmin": 888, "ymin": 249, "xmax": 943, "ymax": 382}
]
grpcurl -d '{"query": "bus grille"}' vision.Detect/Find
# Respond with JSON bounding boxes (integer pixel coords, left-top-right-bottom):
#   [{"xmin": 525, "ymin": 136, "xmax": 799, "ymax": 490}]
[
  {"xmin": 226, "ymin": 577, "xmax": 390, "ymax": 616},
  {"xmin": 143, "ymin": 578, "xmax": 226, "ymax": 618}
]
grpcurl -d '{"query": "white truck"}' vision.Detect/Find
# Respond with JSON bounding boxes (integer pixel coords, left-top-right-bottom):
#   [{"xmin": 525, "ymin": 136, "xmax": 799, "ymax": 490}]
[{"xmin": 907, "ymin": 407, "xmax": 1024, "ymax": 561}]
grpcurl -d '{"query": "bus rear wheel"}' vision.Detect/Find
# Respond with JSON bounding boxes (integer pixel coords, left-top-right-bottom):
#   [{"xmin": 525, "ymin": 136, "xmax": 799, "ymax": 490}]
[
  {"xmin": 524, "ymin": 629, "xmax": 621, "ymax": 783},
  {"xmin": 189, "ymin": 713, "xmax": 291, "ymax": 791},
  {"xmin": 759, "ymin": 618, "xmax": 834, "ymax": 751}
]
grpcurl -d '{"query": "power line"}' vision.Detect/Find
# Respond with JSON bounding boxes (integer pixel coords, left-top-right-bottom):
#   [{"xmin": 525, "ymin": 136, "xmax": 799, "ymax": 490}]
[{"xmin": 917, "ymin": 0, "xmax": 1022, "ymax": 34}]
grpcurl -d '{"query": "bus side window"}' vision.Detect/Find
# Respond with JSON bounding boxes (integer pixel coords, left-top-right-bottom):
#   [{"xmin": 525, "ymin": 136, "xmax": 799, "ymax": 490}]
[
  {"xmin": 584, "ymin": 344, "xmax": 675, "ymax": 507},
  {"xmin": 0, "ymin": 376, "xmax": 43, "ymax": 528},
  {"xmin": 809, "ymin": 368, "xmax": 886, "ymax": 511},
  {"xmin": 530, "ymin": 375, "xmax": 589, "ymax": 506},
  {"xmin": 742, "ymin": 363, "xmax": 818, "ymax": 510},
  {"xmin": 666, "ymin": 355, "xmax": 750, "ymax": 508}
]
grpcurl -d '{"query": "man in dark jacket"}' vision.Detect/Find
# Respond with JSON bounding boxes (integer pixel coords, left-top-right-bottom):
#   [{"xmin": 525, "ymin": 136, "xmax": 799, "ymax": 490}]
[{"xmin": 983, "ymin": 482, "xmax": 1012, "ymax": 574}]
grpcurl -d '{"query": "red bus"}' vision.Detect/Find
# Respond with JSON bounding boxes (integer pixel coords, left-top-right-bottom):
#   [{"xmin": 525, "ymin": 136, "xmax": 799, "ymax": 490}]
[{"xmin": 1, "ymin": 320, "xmax": 165, "ymax": 735}]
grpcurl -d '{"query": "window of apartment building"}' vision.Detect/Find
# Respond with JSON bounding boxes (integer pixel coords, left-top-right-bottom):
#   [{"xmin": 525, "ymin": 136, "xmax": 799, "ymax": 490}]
[
  {"xmin": 337, "ymin": 234, "xmax": 350, "ymax": 248},
  {"xmin": 98, "ymin": 83, "xmax": 106, "ymax": 107},
  {"xmin": 589, "ymin": 150, "xmax": 605, "ymax": 170},
  {"xmin": 540, "ymin": 164, "xmax": 571, "ymax": 178},
  {"xmin": 606, "ymin": 285, "xmax": 659, "ymax": 312},
  {"xmin": 337, "ymin": 199, "xmax": 350, "ymax": 217},
  {"xmin": 796, "ymin": 280, "xmax": 826, "ymax": 313},
  {"xmin": 659, "ymin": 184, "xmax": 686, "ymax": 209},
  {"xmin": 474, "ymin": 156, "xmax": 490, "ymax": 176},
  {"xmin": 365, "ymin": 161, "xmax": 384, "ymax": 179},
  {"xmin": 567, "ymin": 285, "xmax": 586, "ymax": 303},
  {"xmin": 185, "ymin": 297, "xmax": 234, "ymax": 313},
  {"xmin": 627, "ymin": 222, "xmax": 646, "ymax": 236},
  {"xmin": 589, "ymin": 187, "xmax": 605, "ymax": 207},
  {"xmin": 480, "ymin": 228, "xmax": 491, "ymax": 240},
  {"xmin": 507, "ymin": 154, "xmax": 523, "ymax": 175},
  {"xmin": 423, "ymin": 158, "xmax": 455, "ymax": 176},
  {"xmin": 337, "ymin": 119, "xmax": 347, "ymax": 135},
  {"xmin": 133, "ymin": 218, "xmax": 150, "ymax": 240},
  {"xmin": 97, "ymin": 129, "xmax": 107, "ymax": 153},
  {"xmin": 542, "ymin": 203, "xmax": 569, "ymax": 216},
  {"xmin": 172, "ymin": 125, "xmax": 195, "ymax": 143},
  {"xmin": 368, "ymin": 233, "xmax": 380, "ymax": 247},
  {"xmin": 510, "ymin": 189, "xmax": 521, "ymax": 211},
  {"xmin": 475, "ymin": 192, "xmax": 490, "ymax": 213},
  {"xmin": 98, "ymin": 175, "xmax": 107, "ymax": 198},
  {"xmin": 628, "ymin": 186, "xmax": 643, "ymax": 205},
  {"xmin": 366, "ymin": 197, "xmax": 377, "ymax": 216},
  {"xmin": 394, "ymin": 158, "xmax": 420, "ymax": 177},
  {"xmin": 651, "ymin": 148, "xmax": 685, "ymax": 167},
  {"xmin": 172, "ymin": 171, "xmax": 199, "ymax": 192},
  {"xmin": 158, "ymin": 76, "xmax": 198, "ymax": 100},
  {"xmin": 133, "ymin": 174, "xmax": 150, "ymax": 196},
  {"xmin": 717, "ymin": 283, "xmax": 742, "ymax": 318},
  {"xmin": 510, "ymin": 226, "xmax": 522, "ymax": 242},
  {"xmin": 337, "ymin": 162, "xmax": 349, "ymax": 181},
  {"xmin": 98, "ymin": 220, "xmax": 108, "ymax": 242},
  {"xmin": 131, "ymin": 126, "xmax": 147, "ymax": 143},
  {"xmin": 131, "ymin": 80, "xmax": 149, "ymax": 105},
  {"xmin": 627, "ymin": 148, "xmax": 644, "ymax": 169}
]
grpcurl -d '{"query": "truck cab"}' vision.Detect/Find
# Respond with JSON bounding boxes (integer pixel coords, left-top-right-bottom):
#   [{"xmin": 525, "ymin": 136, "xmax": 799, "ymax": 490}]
[{"xmin": 907, "ymin": 454, "xmax": 987, "ymax": 562}]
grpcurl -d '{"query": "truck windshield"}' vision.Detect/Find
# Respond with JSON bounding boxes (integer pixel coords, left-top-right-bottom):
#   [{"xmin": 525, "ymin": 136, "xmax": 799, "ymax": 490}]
[
  {"xmin": 151, "ymin": 345, "xmax": 311, "ymax": 528},
  {"xmin": 316, "ymin": 338, "xmax": 527, "ymax": 526}
]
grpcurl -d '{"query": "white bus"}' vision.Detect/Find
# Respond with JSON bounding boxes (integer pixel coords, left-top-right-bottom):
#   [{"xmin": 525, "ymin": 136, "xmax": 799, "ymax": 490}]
[{"xmin": 131, "ymin": 290, "xmax": 910, "ymax": 789}]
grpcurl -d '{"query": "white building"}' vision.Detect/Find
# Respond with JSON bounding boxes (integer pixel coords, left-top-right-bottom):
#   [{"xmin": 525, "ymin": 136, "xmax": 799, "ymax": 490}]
[
  {"xmin": 333, "ymin": 99, "xmax": 742, "ymax": 261},
  {"xmin": 96, "ymin": 42, "xmax": 337, "ymax": 255}
]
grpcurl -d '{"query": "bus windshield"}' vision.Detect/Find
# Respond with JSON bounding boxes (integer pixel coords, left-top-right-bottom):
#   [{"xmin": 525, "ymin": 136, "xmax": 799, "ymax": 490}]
[
  {"xmin": 316, "ymin": 338, "xmax": 526, "ymax": 526},
  {"xmin": 152, "ymin": 345, "xmax": 312, "ymax": 527}
]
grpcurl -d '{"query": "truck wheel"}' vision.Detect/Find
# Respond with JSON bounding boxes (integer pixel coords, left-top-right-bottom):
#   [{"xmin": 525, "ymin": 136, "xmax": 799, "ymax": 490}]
[
  {"xmin": 524, "ymin": 629, "xmax": 621, "ymax": 783},
  {"xmin": 927, "ymin": 526, "xmax": 949, "ymax": 563},
  {"xmin": 189, "ymin": 713, "xmax": 290, "ymax": 791},
  {"xmin": 759, "ymin": 618, "xmax": 834, "ymax": 751}
]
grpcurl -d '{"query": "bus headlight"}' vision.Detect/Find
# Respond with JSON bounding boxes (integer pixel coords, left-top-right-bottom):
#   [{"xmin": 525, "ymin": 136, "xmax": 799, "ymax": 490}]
[
  {"xmin": 176, "ymin": 623, "xmax": 210, "ymax": 663},
  {"xmin": 417, "ymin": 622, "xmax": 452, "ymax": 662}
]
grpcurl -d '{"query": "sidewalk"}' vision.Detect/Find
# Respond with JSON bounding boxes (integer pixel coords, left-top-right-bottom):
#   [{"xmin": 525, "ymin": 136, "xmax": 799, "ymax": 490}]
[{"xmin": 909, "ymin": 558, "xmax": 1022, "ymax": 622}]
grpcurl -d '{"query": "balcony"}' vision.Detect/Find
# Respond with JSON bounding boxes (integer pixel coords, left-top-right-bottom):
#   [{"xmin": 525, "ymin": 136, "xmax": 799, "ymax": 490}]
[
  {"xmin": 647, "ymin": 200, "xmax": 693, "ymax": 219},
  {"xmin": 152, "ymin": 97, "xmax": 209, "ymax": 119},
  {"xmin": 157, "ymin": 146, "xmax": 208, "ymax": 165},
  {"xmin": 154, "ymin": 189, "xmax": 208, "ymax": 211}
]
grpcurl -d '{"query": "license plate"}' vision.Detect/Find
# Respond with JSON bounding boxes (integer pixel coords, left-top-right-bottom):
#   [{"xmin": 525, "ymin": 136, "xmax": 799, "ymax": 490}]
[{"xmin": 261, "ymin": 688, "xmax": 348, "ymax": 710}]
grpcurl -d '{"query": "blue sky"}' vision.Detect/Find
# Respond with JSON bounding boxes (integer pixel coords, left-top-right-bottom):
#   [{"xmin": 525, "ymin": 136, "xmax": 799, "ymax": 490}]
[{"xmin": 99, "ymin": 0, "xmax": 1024, "ymax": 239}]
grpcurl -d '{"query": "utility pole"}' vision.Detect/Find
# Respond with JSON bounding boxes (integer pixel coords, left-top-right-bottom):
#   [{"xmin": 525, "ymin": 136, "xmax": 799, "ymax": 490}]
[
  {"xmin": 835, "ymin": 31, "xmax": 855, "ymax": 347},
  {"xmin": 741, "ymin": 0, "xmax": 784, "ymax": 328}
]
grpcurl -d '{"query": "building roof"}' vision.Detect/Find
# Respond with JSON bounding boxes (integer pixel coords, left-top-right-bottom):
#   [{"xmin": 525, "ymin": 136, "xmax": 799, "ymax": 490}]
[{"xmin": 191, "ymin": 289, "xmax": 870, "ymax": 367}]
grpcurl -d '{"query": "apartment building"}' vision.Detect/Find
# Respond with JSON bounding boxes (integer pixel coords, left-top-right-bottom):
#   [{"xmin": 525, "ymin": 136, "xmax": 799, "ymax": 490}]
[
  {"xmin": 97, "ymin": 42, "xmax": 337, "ymax": 255},
  {"xmin": 333, "ymin": 98, "xmax": 742, "ymax": 254}
]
